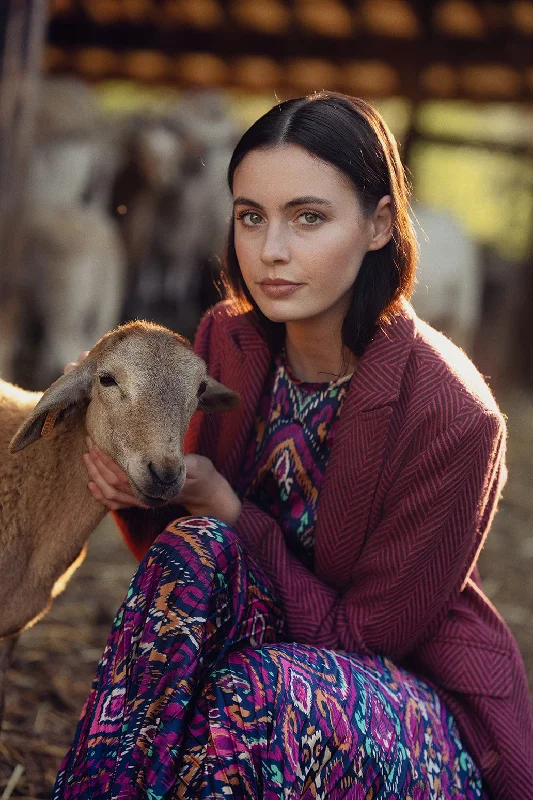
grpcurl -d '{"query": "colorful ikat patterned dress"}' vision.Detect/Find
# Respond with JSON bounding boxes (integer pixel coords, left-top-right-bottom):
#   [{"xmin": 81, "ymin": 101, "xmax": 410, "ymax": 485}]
[{"xmin": 53, "ymin": 354, "xmax": 489, "ymax": 799}]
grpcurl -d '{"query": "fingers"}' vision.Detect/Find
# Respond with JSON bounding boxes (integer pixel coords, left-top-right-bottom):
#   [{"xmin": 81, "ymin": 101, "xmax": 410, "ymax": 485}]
[
  {"xmin": 87, "ymin": 481, "xmax": 136, "ymax": 511},
  {"xmin": 182, "ymin": 453, "xmax": 213, "ymax": 481},
  {"xmin": 85, "ymin": 438, "xmax": 130, "ymax": 489},
  {"xmin": 83, "ymin": 439, "xmax": 144, "ymax": 510},
  {"xmin": 84, "ymin": 454, "xmax": 137, "ymax": 507}
]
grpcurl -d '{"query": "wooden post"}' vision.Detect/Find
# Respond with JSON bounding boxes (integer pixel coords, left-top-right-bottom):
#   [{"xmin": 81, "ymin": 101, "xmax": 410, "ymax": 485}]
[{"xmin": 0, "ymin": 0, "xmax": 47, "ymax": 378}]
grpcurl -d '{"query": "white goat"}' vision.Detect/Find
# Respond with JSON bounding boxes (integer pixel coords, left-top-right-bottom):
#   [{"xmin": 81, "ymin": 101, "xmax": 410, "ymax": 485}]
[{"xmin": 0, "ymin": 320, "xmax": 239, "ymax": 721}]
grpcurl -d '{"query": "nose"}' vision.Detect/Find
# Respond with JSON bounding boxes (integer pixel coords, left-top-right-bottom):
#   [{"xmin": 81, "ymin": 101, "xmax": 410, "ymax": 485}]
[
  {"xmin": 260, "ymin": 222, "xmax": 290, "ymax": 265},
  {"xmin": 148, "ymin": 460, "xmax": 184, "ymax": 487}
]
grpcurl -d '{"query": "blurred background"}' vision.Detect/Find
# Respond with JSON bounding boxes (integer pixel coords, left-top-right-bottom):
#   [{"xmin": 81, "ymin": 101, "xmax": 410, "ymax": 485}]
[{"xmin": 1, "ymin": 1, "xmax": 532, "ymax": 796}]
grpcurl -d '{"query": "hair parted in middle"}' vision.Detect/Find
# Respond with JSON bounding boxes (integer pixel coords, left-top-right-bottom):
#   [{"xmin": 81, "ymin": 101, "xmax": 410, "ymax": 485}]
[{"xmin": 222, "ymin": 91, "xmax": 417, "ymax": 357}]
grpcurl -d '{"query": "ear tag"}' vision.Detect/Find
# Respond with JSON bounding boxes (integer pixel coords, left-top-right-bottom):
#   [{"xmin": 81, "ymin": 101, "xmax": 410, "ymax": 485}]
[{"xmin": 41, "ymin": 406, "xmax": 67, "ymax": 437}]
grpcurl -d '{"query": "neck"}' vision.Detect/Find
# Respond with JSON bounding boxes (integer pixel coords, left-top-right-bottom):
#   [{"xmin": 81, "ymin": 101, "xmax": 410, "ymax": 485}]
[
  {"xmin": 0, "ymin": 410, "xmax": 105, "ymax": 636},
  {"xmin": 284, "ymin": 316, "xmax": 357, "ymax": 383}
]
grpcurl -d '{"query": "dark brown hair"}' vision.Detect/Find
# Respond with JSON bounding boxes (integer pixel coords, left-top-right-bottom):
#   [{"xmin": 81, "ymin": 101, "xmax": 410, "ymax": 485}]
[{"xmin": 222, "ymin": 91, "xmax": 417, "ymax": 357}]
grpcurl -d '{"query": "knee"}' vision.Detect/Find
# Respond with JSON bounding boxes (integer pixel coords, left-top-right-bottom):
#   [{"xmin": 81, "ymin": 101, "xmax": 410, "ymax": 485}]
[
  {"xmin": 166, "ymin": 515, "xmax": 241, "ymax": 549},
  {"xmin": 210, "ymin": 644, "xmax": 342, "ymax": 735},
  {"xmin": 211, "ymin": 644, "xmax": 300, "ymax": 700},
  {"xmin": 149, "ymin": 515, "xmax": 246, "ymax": 575}
]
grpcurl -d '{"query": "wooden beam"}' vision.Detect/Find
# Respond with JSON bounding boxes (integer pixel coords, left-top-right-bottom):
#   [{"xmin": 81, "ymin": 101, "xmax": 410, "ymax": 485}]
[{"xmin": 46, "ymin": 12, "xmax": 533, "ymax": 68}]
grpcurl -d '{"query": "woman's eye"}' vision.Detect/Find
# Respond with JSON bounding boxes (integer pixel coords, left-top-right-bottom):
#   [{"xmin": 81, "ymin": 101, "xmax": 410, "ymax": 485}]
[
  {"xmin": 238, "ymin": 211, "xmax": 263, "ymax": 226},
  {"xmin": 99, "ymin": 373, "xmax": 117, "ymax": 387},
  {"xmin": 298, "ymin": 211, "xmax": 323, "ymax": 225}
]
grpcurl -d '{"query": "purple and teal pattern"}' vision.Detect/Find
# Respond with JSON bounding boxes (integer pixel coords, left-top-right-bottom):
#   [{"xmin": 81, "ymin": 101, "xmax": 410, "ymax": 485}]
[
  {"xmin": 53, "ymin": 519, "xmax": 488, "ymax": 799},
  {"xmin": 238, "ymin": 354, "xmax": 352, "ymax": 568}
]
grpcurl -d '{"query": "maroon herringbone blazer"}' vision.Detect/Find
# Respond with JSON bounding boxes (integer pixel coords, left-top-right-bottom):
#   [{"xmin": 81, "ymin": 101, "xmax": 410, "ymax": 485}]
[{"xmin": 115, "ymin": 299, "xmax": 533, "ymax": 798}]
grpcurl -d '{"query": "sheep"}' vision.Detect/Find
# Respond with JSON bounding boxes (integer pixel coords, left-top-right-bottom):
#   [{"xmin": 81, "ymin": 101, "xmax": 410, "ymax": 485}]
[
  {"xmin": 10, "ymin": 76, "xmax": 126, "ymax": 388},
  {"xmin": 110, "ymin": 113, "xmax": 188, "ymax": 323},
  {"xmin": 0, "ymin": 319, "xmax": 239, "ymax": 722},
  {"xmin": 28, "ymin": 76, "xmax": 118, "ymax": 211},
  {"xmin": 112, "ymin": 93, "xmax": 238, "ymax": 335},
  {"xmin": 20, "ymin": 203, "xmax": 127, "ymax": 388},
  {"xmin": 410, "ymin": 203, "xmax": 482, "ymax": 355}
]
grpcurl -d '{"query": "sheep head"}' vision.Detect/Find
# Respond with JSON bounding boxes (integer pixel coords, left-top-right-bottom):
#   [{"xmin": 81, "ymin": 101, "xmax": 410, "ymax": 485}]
[{"xmin": 9, "ymin": 321, "xmax": 239, "ymax": 507}]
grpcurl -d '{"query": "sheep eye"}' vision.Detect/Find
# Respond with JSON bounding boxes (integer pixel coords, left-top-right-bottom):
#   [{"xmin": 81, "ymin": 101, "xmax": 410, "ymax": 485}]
[
  {"xmin": 99, "ymin": 373, "xmax": 117, "ymax": 387},
  {"xmin": 197, "ymin": 380, "xmax": 207, "ymax": 397}
]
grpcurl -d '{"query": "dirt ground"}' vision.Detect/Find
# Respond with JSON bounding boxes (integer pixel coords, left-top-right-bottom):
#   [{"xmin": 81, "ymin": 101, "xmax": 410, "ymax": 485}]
[{"xmin": 1, "ymin": 390, "xmax": 532, "ymax": 798}]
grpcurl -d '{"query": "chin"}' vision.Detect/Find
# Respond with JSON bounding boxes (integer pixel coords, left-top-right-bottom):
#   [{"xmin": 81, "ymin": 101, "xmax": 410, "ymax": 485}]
[
  {"xmin": 259, "ymin": 306, "xmax": 314, "ymax": 324},
  {"xmin": 252, "ymin": 298, "xmax": 302, "ymax": 322}
]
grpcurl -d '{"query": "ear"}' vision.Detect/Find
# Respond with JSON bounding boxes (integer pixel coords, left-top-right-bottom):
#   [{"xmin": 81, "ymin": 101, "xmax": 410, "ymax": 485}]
[
  {"xmin": 199, "ymin": 377, "xmax": 240, "ymax": 412},
  {"xmin": 9, "ymin": 360, "xmax": 95, "ymax": 453},
  {"xmin": 367, "ymin": 195, "xmax": 393, "ymax": 252}
]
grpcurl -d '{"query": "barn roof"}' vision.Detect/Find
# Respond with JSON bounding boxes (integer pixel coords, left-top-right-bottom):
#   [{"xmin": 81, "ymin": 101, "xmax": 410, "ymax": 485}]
[{"xmin": 46, "ymin": 0, "xmax": 533, "ymax": 101}]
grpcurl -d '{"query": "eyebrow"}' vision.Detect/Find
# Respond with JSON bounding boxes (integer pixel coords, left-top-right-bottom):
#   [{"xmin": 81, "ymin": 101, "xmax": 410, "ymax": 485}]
[{"xmin": 233, "ymin": 195, "xmax": 334, "ymax": 211}]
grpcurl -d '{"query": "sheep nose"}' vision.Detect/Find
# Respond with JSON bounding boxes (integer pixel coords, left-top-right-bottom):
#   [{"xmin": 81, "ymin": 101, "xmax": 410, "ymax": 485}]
[{"xmin": 148, "ymin": 461, "xmax": 183, "ymax": 487}]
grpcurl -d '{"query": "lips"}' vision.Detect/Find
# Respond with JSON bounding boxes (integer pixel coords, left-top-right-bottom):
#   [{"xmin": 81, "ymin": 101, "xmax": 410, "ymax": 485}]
[
  {"xmin": 258, "ymin": 280, "xmax": 304, "ymax": 299},
  {"xmin": 259, "ymin": 279, "xmax": 301, "ymax": 286}
]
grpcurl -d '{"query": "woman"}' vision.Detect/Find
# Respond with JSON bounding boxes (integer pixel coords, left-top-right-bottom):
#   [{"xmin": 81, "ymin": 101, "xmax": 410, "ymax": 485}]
[{"xmin": 54, "ymin": 93, "xmax": 533, "ymax": 799}]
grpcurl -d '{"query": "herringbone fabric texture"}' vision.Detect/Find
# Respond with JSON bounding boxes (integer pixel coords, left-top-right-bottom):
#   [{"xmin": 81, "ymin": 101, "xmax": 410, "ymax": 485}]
[{"xmin": 115, "ymin": 299, "xmax": 533, "ymax": 799}]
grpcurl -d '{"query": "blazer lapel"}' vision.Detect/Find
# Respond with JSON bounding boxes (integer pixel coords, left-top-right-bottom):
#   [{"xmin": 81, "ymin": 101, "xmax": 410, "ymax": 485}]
[
  {"xmin": 315, "ymin": 302, "xmax": 417, "ymax": 590},
  {"xmin": 215, "ymin": 327, "xmax": 271, "ymax": 488},
  {"xmin": 314, "ymin": 403, "xmax": 393, "ymax": 589}
]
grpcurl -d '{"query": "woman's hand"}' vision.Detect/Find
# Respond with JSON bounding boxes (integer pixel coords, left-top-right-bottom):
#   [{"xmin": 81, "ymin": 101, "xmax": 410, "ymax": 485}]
[
  {"xmin": 84, "ymin": 442, "xmax": 242, "ymax": 525},
  {"xmin": 177, "ymin": 454, "xmax": 242, "ymax": 526},
  {"xmin": 84, "ymin": 438, "xmax": 148, "ymax": 510}
]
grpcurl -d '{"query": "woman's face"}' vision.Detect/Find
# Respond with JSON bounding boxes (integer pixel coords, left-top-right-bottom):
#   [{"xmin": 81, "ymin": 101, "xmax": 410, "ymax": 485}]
[{"xmin": 232, "ymin": 144, "xmax": 382, "ymax": 327}]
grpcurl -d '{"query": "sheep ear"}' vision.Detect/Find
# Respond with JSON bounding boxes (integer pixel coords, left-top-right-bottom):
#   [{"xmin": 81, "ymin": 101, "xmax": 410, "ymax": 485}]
[
  {"xmin": 9, "ymin": 360, "xmax": 95, "ymax": 453},
  {"xmin": 199, "ymin": 377, "xmax": 240, "ymax": 412}
]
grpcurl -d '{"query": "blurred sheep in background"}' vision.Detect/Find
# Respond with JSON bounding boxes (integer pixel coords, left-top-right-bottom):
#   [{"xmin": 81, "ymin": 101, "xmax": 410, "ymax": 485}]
[
  {"xmin": 111, "ymin": 89, "xmax": 238, "ymax": 335},
  {"xmin": 7, "ymin": 81, "xmax": 239, "ymax": 389},
  {"xmin": 110, "ymin": 112, "xmax": 188, "ymax": 323},
  {"xmin": 410, "ymin": 202, "xmax": 483, "ymax": 356},
  {"xmin": 15, "ymin": 77, "xmax": 126, "ymax": 389},
  {"xmin": 21, "ymin": 204, "xmax": 125, "ymax": 386}
]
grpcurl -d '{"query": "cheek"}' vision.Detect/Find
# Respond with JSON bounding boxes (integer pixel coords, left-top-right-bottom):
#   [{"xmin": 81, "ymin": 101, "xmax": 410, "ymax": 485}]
[
  {"xmin": 85, "ymin": 406, "xmax": 105, "ymax": 443},
  {"xmin": 306, "ymin": 230, "xmax": 367, "ymax": 284},
  {"xmin": 234, "ymin": 234, "xmax": 256, "ymax": 277},
  {"xmin": 84, "ymin": 402, "xmax": 98, "ymax": 438},
  {"xmin": 85, "ymin": 401, "xmax": 122, "ymax": 456}
]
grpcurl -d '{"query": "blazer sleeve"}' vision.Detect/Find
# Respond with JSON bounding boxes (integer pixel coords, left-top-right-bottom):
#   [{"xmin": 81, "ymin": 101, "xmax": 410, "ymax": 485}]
[
  {"xmin": 235, "ymin": 408, "xmax": 507, "ymax": 661},
  {"xmin": 112, "ymin": 310, "xmax": 217, "ymax": 561}
]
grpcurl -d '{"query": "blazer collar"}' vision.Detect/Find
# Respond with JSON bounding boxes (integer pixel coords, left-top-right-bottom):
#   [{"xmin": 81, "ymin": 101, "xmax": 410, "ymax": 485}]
[
  {"xmin": 220, "ymin": 297, "xmax": 417, "ymax": 413},
  {"xmin": 345, "ymin": 298, "xmax": 416, "ymax": 411}
]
